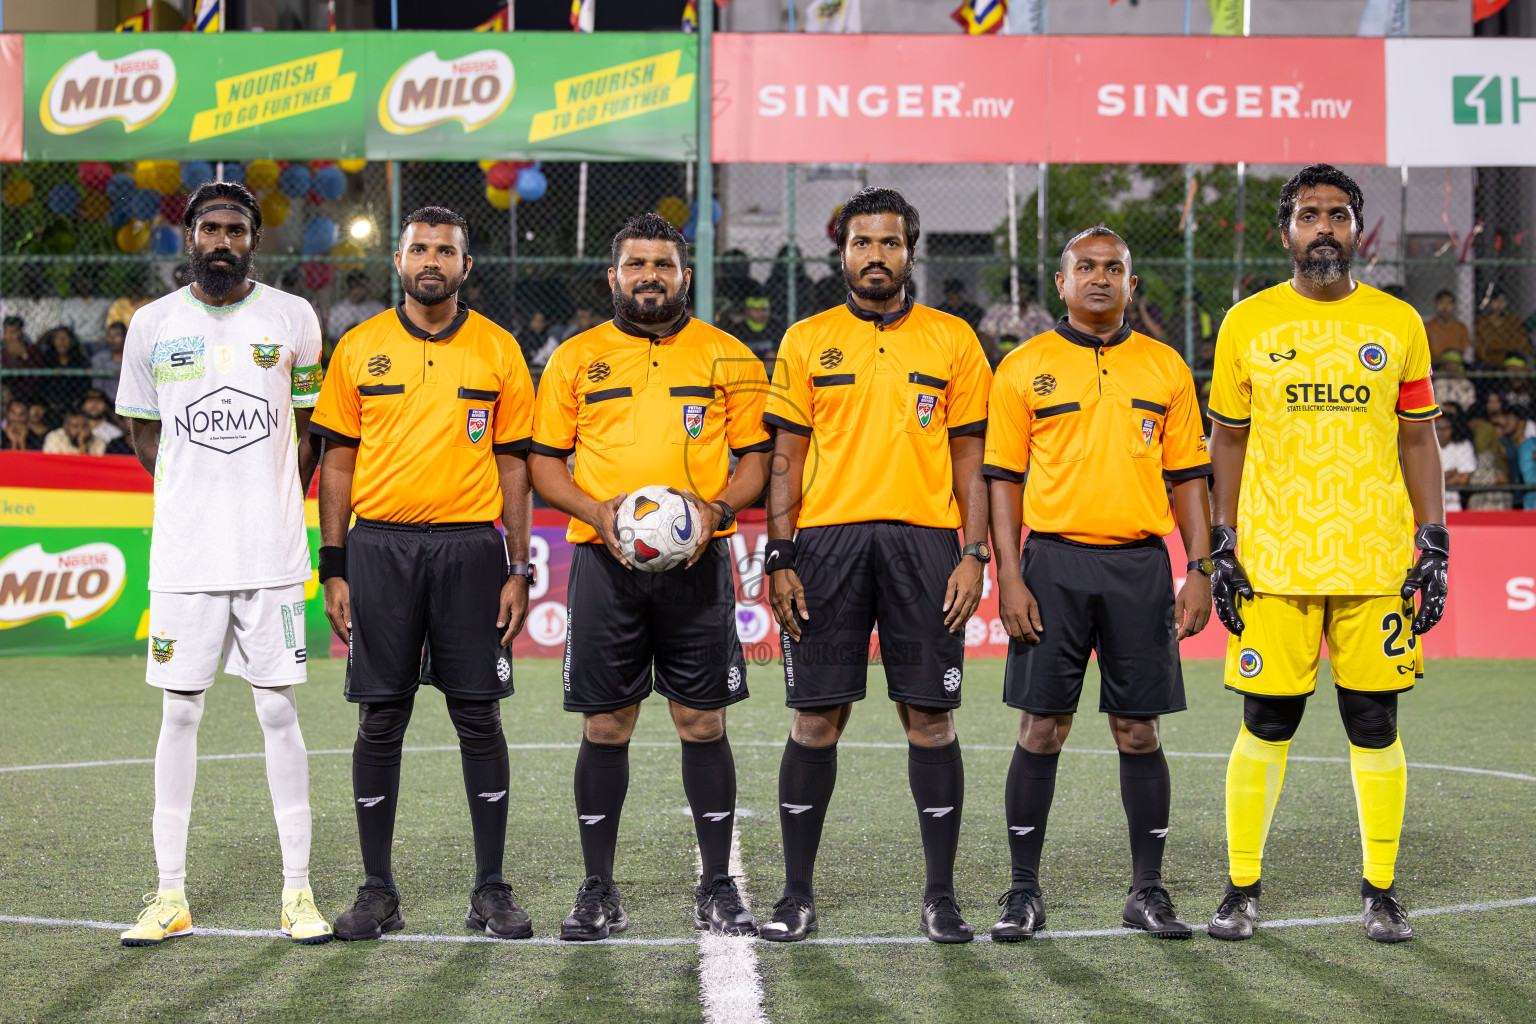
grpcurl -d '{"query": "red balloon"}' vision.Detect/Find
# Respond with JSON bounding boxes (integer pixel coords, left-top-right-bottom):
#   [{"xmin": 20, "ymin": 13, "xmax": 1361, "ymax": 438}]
[
  {"xmin": 486, "ymin": 161, "xmax": 518, "ymax": 190},
  {"xmin": 78, "ymin": 161, "xmax": 113, "ymax": 193},
  {"xmin": 309, "ymin": 160, "xmax": 334, "ymax": 170},
  {"xmin": 306, "ymin": 189, "xmax": 325, "ymax": 206},
  {"xmin": 159, "ymin": 191, "xmax": 189, "ymax": 224},
  {"xmin": 301, "ymin": 262, "xmax": 334, "ymax": 290}
]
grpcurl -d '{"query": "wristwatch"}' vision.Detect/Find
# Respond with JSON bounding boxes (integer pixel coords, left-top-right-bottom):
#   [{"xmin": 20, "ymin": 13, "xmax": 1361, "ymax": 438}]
[
  {"xmin": 710, "ymin": 499, "xmax": 736, "ymax": 532},
  {"xmin": 507, "ymin": 562, "xmax": 538, "ymax": 586},
  {"xmin": 961, "ymin": 541, "xmax": 992, "ymax": 564},
  {"xmin": 1187, "ymin": 557, "xmax": 1215, "ymax": 577}
]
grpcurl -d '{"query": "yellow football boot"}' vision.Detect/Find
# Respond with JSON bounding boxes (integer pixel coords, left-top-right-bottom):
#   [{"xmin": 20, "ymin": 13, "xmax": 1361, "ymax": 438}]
[
  {"xmin": 281, "ymin": 887, "xmax": 334, "ymax": 945},
  {"xmin": 120, "ymin": 891, "xmax": 192, "ymax": 946}
]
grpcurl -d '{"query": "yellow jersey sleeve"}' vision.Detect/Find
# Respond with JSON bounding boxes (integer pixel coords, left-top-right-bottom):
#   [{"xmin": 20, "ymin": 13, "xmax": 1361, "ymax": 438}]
[
  {"xmin": 530, "ymin": 344, "xmax": 579, "ymax": 457},
  {"xmin": 763, "ymin": 326, "xmax": 813, "ymax": 436},
  {"xmin": 1396, "ymin": 316, "xmax": 1439, "ymax": 421},
  {"xmin": 493, "ymin": 342, "xmax": 535, "ymax": 453},
  {"xmin": 948, "ymin": 327, "xmax": 992, "ymax": 436},
  {"xmin": 722, "ymin": 346, "xmax": 773, "ymax": 455},
  {"xmin": 1161, "ymin": 360, "xmax": 1211, "ymax": 475},
  {"xmin": 982, "ymin": 354, "xmax": 1031, "ymax": 481},
  {"xmin": 1208, "ymin": 312, "xmax": 1251, "ymax": 428},
  {"xmin": 310, "ymin": 332, "xmax": 361, "ymax": 443}
]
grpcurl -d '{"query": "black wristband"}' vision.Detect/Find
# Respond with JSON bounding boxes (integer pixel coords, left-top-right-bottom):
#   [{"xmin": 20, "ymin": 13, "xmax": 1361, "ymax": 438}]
[
  {"xmin": 318, "ymin": 545, "xmax": 346, "ymax": 582},
  {"xmin": 1414, "ymin": 523, "xmax": 1450, "ymax": 558},
  {"xmin": 763, "ymin": 538, "xmax": 795, "ymax": 575}
]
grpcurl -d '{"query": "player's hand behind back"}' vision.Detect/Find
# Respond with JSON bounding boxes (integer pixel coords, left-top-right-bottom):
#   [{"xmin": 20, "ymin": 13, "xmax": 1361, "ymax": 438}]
[{"xmin": 323, "ymin": 577, "xmax": 351, "ymax": 641}]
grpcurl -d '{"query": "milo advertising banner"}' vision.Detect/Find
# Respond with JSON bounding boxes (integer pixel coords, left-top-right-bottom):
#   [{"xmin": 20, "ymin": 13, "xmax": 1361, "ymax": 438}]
[{"xmin": 20, "ymin": 32, "xmax": 696, "ymax": 162}]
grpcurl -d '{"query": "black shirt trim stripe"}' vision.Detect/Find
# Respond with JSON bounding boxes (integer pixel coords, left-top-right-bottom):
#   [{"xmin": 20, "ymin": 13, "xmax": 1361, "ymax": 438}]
[
  {"xmin": 394, "ymin": 301, "xmax": 469, "ymax": 342},
  {"xmin": 812, "ymin": 373, "xmax": 855, "ymax": 387},
  {"xmin": 586, "ymin": 387, "xmax": 633, "ymax": 404},
  {"xmin": 669, "ymin": 385, "xmax": 717, "ymax": 399},
  {"xmin": 458, "ymin": 387, "xmax": 499, "ymax": 401},
  {"xmin": 358, "ymin": 384, "xmax": 405, "ymax": 396},
  {"xmin": 530, "ymin": 441, "xmax": 576, "ymax": 458},
  {"xmin": 1035, "ymin": 401, "xmax": 1081, "ymax": 419},
  {"xmin": 731, "ymin": 438, "xmax": 775, "ymax": 457},
  {"xmin": 948, "ymin": 418, "xmax": 987, "ymax": 438},
  {"xmin": 764, "ymin": 412, "xmax": 813, "ymax": 437},
  {"xmin": 1131, "ymin": 399, "xmax": 1168, "ymax": 416},
  {"xmin": 493, "ymin": 438, "xmax": 532, "ymax": 455},
  {"xmin": 1163, "ymin": 463, "xmax": 1215, "ymax": 483},
  {"xmin": 982, "ymin": 463, "xmax": 1025, "ymax": 484},
  {"xmin": 309, "ymin": 422, "xmax": 360, "ymax": 448},
  {"xmin": 908, "ymin": 372, "xmax": 949, "ymax": 389}
]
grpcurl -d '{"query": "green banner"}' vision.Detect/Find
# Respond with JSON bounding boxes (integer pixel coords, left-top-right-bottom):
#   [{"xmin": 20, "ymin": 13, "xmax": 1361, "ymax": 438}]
[
  {"xmin": 0, "ymin": 526, "xmax": 329, "ymax": 658},
  {"xmin": 22, "ymin": 31, "xmax": 697, "ymax": 162}
]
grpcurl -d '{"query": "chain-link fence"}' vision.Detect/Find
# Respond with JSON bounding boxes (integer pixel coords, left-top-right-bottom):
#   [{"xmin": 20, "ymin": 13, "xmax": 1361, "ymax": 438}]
[{"xmin": 3, "ymin": 157, "xmax": 1534, "ymax": 505}]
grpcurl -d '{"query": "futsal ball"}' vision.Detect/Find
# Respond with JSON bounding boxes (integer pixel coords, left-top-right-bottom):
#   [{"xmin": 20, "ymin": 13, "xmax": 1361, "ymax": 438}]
[{"xmin": 614, "ymin": 485, "xmax": 697, "ymax": 573}]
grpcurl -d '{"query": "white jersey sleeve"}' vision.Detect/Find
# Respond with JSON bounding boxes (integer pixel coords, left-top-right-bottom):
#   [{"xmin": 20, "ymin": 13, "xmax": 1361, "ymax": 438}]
[
  {"xmin": 291, "ymin": 301, "xmax": 324, "ymax": 409},
  {"xmin": 115, "ymin": 308, "xmax": 162, "ymax": 420}
]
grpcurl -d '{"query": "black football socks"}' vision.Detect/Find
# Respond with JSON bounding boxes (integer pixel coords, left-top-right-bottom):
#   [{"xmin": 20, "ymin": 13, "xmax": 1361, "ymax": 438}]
[
  {"xmin": 574, "ymin": 737, "xmax": 630, "ymax": 881},
  {"xmin": 908, "ymin": 740, "xmax": 965, "ymax": 899},
  {"xmin": 778, "ymin": 737, "xmax": 838, "ymax": 900},
  {"xmin": 1119, "ymin": 747, "xmax": 1172, "ymax": 891},
  {"xmin": 1005, "ymin": 745, "xmax": 1059, "ymax": 892},
  {"xmin": 681, "ymin": 735, "xmax": 737, "ymax": 883},
  {"xmin": 352, "ymin": 698, "xmax": 413, "ymax": 890},
  {"xmin": 446, "ymin": 697, "xmax": 511, "ymax": 887}
]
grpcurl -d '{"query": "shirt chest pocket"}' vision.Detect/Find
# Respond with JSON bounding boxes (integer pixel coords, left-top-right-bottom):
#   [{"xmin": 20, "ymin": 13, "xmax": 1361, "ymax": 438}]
[
  {"xmin": 454, "ymin": 386, "xmax": 498, "ymax": 450},
  {"xmin": 1030, "ymin": 401, "xmax": 1086, "ymax": 464},
  {"xmin": 578, "ymin": 386, "xmax": 636, "ymax": 450},
  {"xmin": 669, "ymin": 386, "xmax": 723, "ymax": 446},
  {"xmin": 810, "ymin": 373, "xmax": 862, "ymax": 433},
  {"xmin": 903, "ymin": 371, "xmax": 949, "ymax": 436},
  {"xmin": 358, "ymin": 384, "xmax": 405, "ymax": 443},
  {"xmin": 1128, "ymin": 398, "xmax": 1167, "ymax": 459}
]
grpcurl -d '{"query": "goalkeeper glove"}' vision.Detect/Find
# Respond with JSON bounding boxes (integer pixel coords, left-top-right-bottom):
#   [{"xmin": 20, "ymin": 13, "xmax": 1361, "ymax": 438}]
[
  {"xmin": 1210, "ymin": 524, "xmax": 1253, "ymax": 635},
  {"xmin": 1400, "ymin": 523, "xmax": 1449, "ymax": 635}
]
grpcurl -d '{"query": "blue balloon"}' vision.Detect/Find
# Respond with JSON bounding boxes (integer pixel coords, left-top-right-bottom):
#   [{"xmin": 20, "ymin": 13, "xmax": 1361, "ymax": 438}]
[
  {"xmin": 108, "ymin": 205, "xmax": 130, "ymax": 228},
  {"xmin": 47, "ymin": 182, "xmax": 80, "ymax": 216},
  {"xmin": 302, "ymin": 216, "xmax": 338, "ymax": 256},
  {"xmin": 219, "ymin": 163, "xmax": 245, "ymax": 186},
  {"xmin": 514, "ymin": 167, "xmax": 546, "ymax": 202},
  {"xmin": 181, "ymin": 161, "xmax": 215, "ymax": 192},
  {"xmin": 126, "ymin": 188, "xmax": 160, "ymax": 221},
  {"xmin": 682, "ymin": 219, "xmax": 697, "ymax": 243},
  {"xmin": 151, "ymin": 224, "xmax": 182, "ymax": 257},
  {"xmin": 690, "ymin": 198, "xmax": 722, "ymax": 227},
  {"xmin": 105, "ymin": 173, "xmax": 136, "ymax": 202},
  {"xmin": 311, "ymin": 165, "xmax": 346, "ymax": 202},
  {"xmin": 278, "ymin": 164, "xmax": 312, "ymax": 199}
]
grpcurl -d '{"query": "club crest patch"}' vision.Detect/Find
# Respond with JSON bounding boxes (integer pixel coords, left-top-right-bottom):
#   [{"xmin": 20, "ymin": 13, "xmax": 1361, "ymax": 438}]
[
  {"xmin": 151, "ymin": 637, "xmax": 176, "ymax": 664},
  {"xmin": 1238, "ymin": 648, "xmax": 1263, "ymax": 678},
  {"xmin": 632, "ymin": 495, "xmax": 660, "ymax": 521},
  {"xmin": 251, "ymin": 343, "xmax": 280, "ymax": 369},
  {"xmin": 367, "ymin": 354, "xmax": 392, "ymax": 376},
  {"xmin": 466, "ymin": 408, "xmax": 489, "ymax": 444},
  {"xmin": 1032, "ymin": 373, "xmax": 1056, "ymax": 397},
  {"xmin": 1141, "ymin": 417, "xmax": 1156, "ymax": 447},
  {"xmin": 683, "ymin": 404, "xmax": 705, "ymax": 440},
  {"xmin": 915, "ymin": 393, "xmax": 937, "ymax": 428},
  {"xmin": 1357, "ymin": 342, "xmax": 1387, "ymax": 372}
]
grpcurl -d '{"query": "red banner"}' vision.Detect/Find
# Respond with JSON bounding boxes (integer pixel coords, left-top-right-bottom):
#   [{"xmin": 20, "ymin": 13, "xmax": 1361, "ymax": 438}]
[
  {"xmin": 712, "ymin": 34, "xmax": 1386, "ymax": 165},
  {"xmin": 0, "ymin": 35, "xmax": 22, "ymax": 163}
]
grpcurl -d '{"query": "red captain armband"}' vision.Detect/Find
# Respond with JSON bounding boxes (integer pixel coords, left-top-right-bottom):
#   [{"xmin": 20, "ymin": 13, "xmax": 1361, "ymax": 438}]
[{"xmin": 1397, "ymin": 377, "xmax": 1438, "ymax": 418}]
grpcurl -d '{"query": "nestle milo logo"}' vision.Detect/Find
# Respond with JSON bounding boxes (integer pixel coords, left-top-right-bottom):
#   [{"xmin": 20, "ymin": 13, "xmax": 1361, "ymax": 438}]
[
  {"xmin": 0, "ymin": 542, "xmax": 127, "ymax": 630},
  {"xmin": 378, "ymin": 49, "xmax": 515, "ymax": 135},
  {"xmin": 1452, "ymin": 74, "xmax": 1536, "ymax": 126},
  {"xmin": 41, "ymin": 49, "xmax": 177, "ymax": 135}
]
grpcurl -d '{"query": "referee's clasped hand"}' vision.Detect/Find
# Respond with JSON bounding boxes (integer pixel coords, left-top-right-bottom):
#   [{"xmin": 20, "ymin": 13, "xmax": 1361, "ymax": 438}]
[
  {"xmin": 668, "ymin": 488, "xmax": 718, "ymax": 570},
  {"xmin": 588, "ymin": 492, "xmax": 633, "ymax": 570},
  {"xmin": 943, "ymin": 557, "xmax": 984, "ymax": 634},
  {"xmin": 997, "ymin": 572, "xmax": 1043, "ymax": 646}
]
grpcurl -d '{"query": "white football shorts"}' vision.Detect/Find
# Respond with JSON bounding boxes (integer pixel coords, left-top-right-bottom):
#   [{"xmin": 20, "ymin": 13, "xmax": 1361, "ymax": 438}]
[{"xmin": 145, "ymin": 584, "xmax": 309, "ymax": 689}]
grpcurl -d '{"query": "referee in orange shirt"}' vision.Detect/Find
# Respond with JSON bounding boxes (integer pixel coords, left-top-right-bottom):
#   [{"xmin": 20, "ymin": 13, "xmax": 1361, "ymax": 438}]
[
  {"xmin": 308, "ymin": 207, "xmax": 538, "ymax": 942},
  {"xmin": 984, "ymin": 227, "xmax": 1212, "ymax": 941}
]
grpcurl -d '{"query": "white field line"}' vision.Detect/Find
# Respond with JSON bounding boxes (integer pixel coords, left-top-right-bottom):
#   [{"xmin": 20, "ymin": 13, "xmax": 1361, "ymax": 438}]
[
  {"xmin": 5, "ymin": 896, "xmax": 1533, "ymax": 947},
  {"xmin": 5, "ymin": 744, "xmax": 1533, "ymax": 784},
  {"xmin": 695, "ymin": 824, "xmax": 769, "ymax": 1024}
]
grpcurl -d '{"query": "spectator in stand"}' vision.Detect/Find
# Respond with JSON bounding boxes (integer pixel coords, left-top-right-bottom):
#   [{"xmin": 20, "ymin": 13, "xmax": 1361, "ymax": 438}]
[
  {"xmin": 1433, "ymin": 350, "xmax": 1476, "ymax": 412},
  {"xmin": 1491, "ymin": 399, "xmax": 1536, "ymax": 492},
  {"xmin": 42, "ymin": 408, "xmax": 106, "ymax": 456},
  {"xmin": 3, "ymin": 315, "xmax": 41, "ymax": 403},
  {"xmin": 80, "ymin": 388, "xmax": 124, "ymax": 448},
  {"xmin": 531, "ymin": 303, "xmax": 602, "ymax": 368},
  {"xmin": 936, "ymin": 278, "xmax": 985, "ymax": 331},
  {"xmin": 1475, "ymin": 291, "xmax": 1531, "ymax": 368},
  {"xmin": 36, "ymin": 325, "xmax": 91, "ymax": 411},
  {"xmin": 26, "ymin": 402, "xmax": 52, "ymax": 446},
  {"xmin": 327, "ymin": 271, "xmax": 387, "ymax": 342},
  {"xmin": 1425, "ymin": 289, "xmax": 1472, "ymax": 364},
  {"xmin": 730, "ymin": 286, "xmax": 785, "ymax": 376},
  {"xmin": 1468, "ymin": 396, "xmax": 1512, "ymax": 510},
  {"xmin": 977, "ymin": 278, "xmax": 1054, "ymax": 365},
  {"xmin": 2, "ymin": 398, "xmax": 41, "ymax": 450},
  {"xmin": 1124, "ymin": 279, "xmax": 1167, "ymax": 342},
  {"xmin": 1521, "ymin": 432, "xmax": 1536, "ymax": 511},
  {"xmin": 1193, "ymin": 337, "xmax": 1217, "ymax": 373},
  {"xmin": 1435, "ymin": 412, "xmax": 1475, "ymax": 514},
  {"xmin": 1497, "ymin": 355, "xmax": 1534, "ymax": 419},
  {"xmin": 766, "ymin": 243, "xmax": 814, "ymax": 321},
  {"xmin": 104, "ymin": 278, "xmax": 152, "ymax": 332},
  {"xmin": 518, "ymin": 310, "xmax": 554, "ymax": 361},
  {"xmin": 811, "ymin": 252, "xmax": 846, "ymax": 315},
  {"xmin": 90, "ymin": 320, "xmax": 128, "ymax": 400}
]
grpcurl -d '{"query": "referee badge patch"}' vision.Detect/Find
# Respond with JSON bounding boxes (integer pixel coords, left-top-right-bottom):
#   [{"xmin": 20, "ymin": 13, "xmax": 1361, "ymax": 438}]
[
  {"xmin": 466, "ymin": 408, "xmax": 489, "ymax": 444},
  {"xmin": 683, "ymin": 403, "xmax": 705, "ymax": 440},
  {"xmin": 1141, "ymin": 417, "xmax": 1156, "ymax": 447},
  {"xmin": 1238, "ymin": 648, "xmax": 1263, "ymax": 678},
  {"xmin": 915, "ymin": 393, "xmax": 937, "ymax": 428}
]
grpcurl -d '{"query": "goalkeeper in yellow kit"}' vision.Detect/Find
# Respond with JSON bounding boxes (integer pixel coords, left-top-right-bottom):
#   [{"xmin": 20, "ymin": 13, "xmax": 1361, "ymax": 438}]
[{"xmin": 1205, "ymin": 165, "xmax": 1448, "ymax": 944}]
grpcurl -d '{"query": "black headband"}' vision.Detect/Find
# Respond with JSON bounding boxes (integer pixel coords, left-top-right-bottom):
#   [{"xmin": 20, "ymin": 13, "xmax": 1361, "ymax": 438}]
[{"xmin": 192, "ymin": 202, "xmax": 255, "ymax": 222}]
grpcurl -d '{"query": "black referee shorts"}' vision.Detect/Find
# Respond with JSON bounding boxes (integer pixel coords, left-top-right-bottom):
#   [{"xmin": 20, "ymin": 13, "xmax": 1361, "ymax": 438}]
[
  {"xmin": 1002, "ymin": 532, "xmax": 1186, "ymax": 718},
  {"xmin": 781, "ymin": 521, "xmax": 965, "ymax": 710},
  {"xmin": 562, "ymin": 538, "xmax": 748, "ymax": 714},
  {"xmin": 343, "ymin": 518, "xmax": 514, "ymax": 704}
]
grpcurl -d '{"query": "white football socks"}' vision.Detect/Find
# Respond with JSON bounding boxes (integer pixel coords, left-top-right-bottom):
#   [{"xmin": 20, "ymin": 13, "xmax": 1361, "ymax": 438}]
[
  {"xmin": 252, "ymin": 685, "xmax": 312, "ymax": 891},
  {"xmin": 152, "ymin": 689, "xmax": 205, "ymax": 891}
]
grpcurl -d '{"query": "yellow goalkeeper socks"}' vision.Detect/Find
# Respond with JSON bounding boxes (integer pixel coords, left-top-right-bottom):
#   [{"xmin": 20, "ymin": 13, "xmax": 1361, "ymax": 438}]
[
  {"xmin": 1349, "ymin": 736, "xmax": 1407, "ymax": 890},
  {"xmin": 1225, "ymin": 725, "xmax": 1291, "ymax": 888}
]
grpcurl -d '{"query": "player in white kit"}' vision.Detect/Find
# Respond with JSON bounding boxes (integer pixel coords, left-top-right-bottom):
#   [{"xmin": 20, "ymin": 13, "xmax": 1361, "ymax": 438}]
[{"xmin": 114, "ymin": 183, "xmax": 332, "ymax": 945}]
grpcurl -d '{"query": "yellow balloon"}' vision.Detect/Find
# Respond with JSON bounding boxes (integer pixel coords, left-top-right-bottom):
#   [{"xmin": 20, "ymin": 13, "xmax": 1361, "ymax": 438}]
[
  {"xmin": 1, "ymin": 179, "xmax": 33, "ymax": 208},
  {"xmin": 478, "ymin": 159, "xmax": 498, "ymax": 172},
  {"xmin": 485, "ymin": 184, "xmax": 511, "ymax": 210},
  {"xmin": 79, "ymin": 191, "xmax": 111, "ymax": 222},
  {"xmin": 330, "ymin": 240, "xmax": 366, "ymax": 272},
  {"xmin": 656, "ymin": 195, "xmax": 689, "ymax": 228},
  {"xmin": 133, "ymin": 160, "xmax": 158, "ymax": 190},
  {"xmin": 260, "ymin": 190, "xmax": 290, "ymax": 226},
  {"xmin": 153, "ymin": 160, "xmax": 182, "ymax": 194},
  {"xmin": 116, "ymin": 220, "xmax": 151, "ymax": 253},
  {"xmin": 247, "ymin": 159, "xmax": 280, "ymax": 193},
  {"xmin": 338, "ymin": 159, "xmax": 367, "ymax": 174}
]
